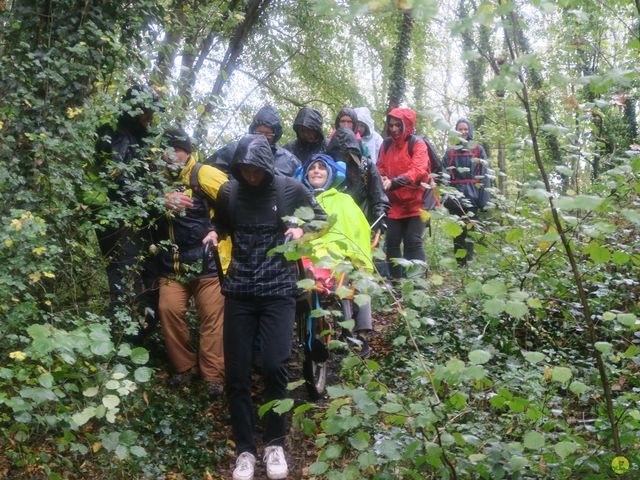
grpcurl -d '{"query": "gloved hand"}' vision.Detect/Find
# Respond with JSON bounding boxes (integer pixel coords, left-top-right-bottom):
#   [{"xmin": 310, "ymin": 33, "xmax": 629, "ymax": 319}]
[
  {"xmin": 389, "ymin": 175, "xmax": 410, "ymax": 190},
  {"xmin": 376, "ymin": 221, "xmax": 387, "ymax": 234}
]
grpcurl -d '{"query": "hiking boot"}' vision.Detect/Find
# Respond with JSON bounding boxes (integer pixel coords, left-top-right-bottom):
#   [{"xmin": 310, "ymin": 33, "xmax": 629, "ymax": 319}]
[
  {"xmin": 166, "ymin": 370, "xmax": 195, "ymax": 388},
  {"xmin": 233, "ymin": 451, "xmax": 256, "ymax": 480},
  {"xmin": 263, "ymin": 445, "xmax": 288, "ymax": 480},
  {"xmin": 206, "ymin": 381, "xmax": 224, "ymax": 399}
]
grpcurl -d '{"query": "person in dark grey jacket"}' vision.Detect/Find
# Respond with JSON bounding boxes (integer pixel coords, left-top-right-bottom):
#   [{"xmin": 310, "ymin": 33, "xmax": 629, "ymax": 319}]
[
  {"xmin": 282, "ymin": 106, "xmax": 328, "ymax": 165},
  {"xmin": 93, "ymin": 85, "xmax": 164, "ymax": 341},
  {"xmin": 326, "ymin": 127, "xmax": 390, "ymax": 231},
  {"xmin": 202, "ymin": 134, "xmax": 326, "ymax": 480},
  {"xmin": 206, "ymin": 105, "xmax": 301, "ymax": 177}
]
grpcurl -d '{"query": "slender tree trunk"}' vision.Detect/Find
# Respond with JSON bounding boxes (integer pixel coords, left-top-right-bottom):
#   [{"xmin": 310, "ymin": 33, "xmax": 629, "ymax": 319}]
[
  {"xmin": 194, "ymin": 0, "xmax": 271, "ymax": 141},
  {"xmin": 508, "ymin": 11, "xmax": 564, "ymax": 186},
  {"xmin": 386, "ymin": 8, "xmax": 413, "ymax": 112},
  {"xmin": 503, "ymin": 10, "xmax": 622, "ymax": 455},
  {"xmin": 497, "ymin": 142, "xmax": 506, "ymax": 193},
  {"xmin": 177, "ymin": 0, "xmax": 242, "ymax": 107}
]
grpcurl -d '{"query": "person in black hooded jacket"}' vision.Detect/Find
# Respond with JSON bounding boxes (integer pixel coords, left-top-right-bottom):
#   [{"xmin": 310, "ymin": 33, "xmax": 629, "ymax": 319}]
[
  {"xmin": 202, "ymin": 134, "xmax": 326, "ymax": 480},
  {"xmin": 93, "ymin": 85, "xmax": 164, "ymax": 340},
  {"xmin": 205, "ymin": 105, "xmax": 300, "ymax": 177},
  {"xmin": 326, "ymin": 127, "xmax": 389, "ymax": 231},
  {"xmin": 282, "ymin": 106, "xmax": 328, "ymax": 165}
]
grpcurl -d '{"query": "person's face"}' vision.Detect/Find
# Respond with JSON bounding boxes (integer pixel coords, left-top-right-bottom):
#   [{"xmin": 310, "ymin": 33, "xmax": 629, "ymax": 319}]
[
  {"xmin": 297, "ymin": 125, "xmax": 320, "ymax": 144},
  {"xmin": 307, "ymin": 161, "xmax": 329, "ymax": 189},
  {"xmin": 138, "ymin": 111, "xmax": 154, "ymax": 128},
  {"xmin": 338, "ymin": 115, "xmax": 354, "ymax": 130},
  {"xmin": 239, "ymin": 164, "xmax": 266, "ymax": 187},
  {"xmin": 356, "ymin": 122, "xmax": 367, "ymax": 137},
  {"xmin": 254, "ymin": 124, "xmax": 275, "ymax": 145},
  {"xmin": 456, "ymin": 122, "xmax": 469, "ymax": 140},
  {"xmin": 388, "ymin": 117, "xmax": 403, "ymax": 140},
  {"xmin": 164, "ymin": 147, "xmax": 190, "ymax": 165}
]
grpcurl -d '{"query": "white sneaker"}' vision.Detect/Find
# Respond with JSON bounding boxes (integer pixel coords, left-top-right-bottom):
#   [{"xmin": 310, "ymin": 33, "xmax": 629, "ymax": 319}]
[
  {"xmin": 263, "ymin": 445, "xmax": 288, "ymax": 479},
  {"xmin": 233, "ymin": 451, "xmax": 256, "ymax": 480}
]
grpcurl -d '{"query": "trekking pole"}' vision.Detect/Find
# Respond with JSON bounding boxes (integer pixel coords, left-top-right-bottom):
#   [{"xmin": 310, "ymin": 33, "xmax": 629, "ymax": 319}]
[
  {"xmin": 203, "ymin": 241, "xmax": 225, "ymax": 283},
  {"xmin": 370, "ymin": 213, "xmax": 385, "ymax": 248}
]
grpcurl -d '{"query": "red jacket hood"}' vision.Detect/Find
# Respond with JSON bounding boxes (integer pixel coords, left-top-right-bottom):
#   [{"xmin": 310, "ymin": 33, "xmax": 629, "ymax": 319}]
[{"xmin": 387, "ymin": 108, "xmax": 416, "ymax": 144}]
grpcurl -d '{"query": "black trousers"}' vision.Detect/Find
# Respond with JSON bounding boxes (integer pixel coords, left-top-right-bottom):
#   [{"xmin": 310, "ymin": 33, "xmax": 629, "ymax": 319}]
[
  {"xmin": 224, "ymin": 295, "xmax": 295, "ymax": 455},
  {"xmin": 445, "ymin": 199, "xmax": 478, "ymax": 266},
  {"xmin": 386, "ymin": 216, "xmax": 426, "ymax": 278},
  {"xmin": 96, "ymin": 223, "xmax": 159, "ymax": 332}
]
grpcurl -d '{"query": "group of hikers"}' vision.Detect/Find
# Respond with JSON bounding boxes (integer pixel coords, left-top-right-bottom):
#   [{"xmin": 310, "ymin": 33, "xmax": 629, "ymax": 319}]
[{"xmin": 93, "ymin": 85, "xmax": 491, "ymax": 480}]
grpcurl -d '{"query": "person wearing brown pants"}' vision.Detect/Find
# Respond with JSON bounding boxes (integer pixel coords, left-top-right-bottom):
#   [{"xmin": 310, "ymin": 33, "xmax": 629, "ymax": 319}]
[
  {"xmin": 158, "ymin": 277, "xmax": 225, "ymax": 392},
  {"xmin": 157, "ymin": 128, "xmax": 228, "ymax": 397}
]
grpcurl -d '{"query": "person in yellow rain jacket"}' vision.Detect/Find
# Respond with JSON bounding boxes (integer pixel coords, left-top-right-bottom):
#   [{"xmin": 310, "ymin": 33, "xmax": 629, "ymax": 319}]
[
  {"xmin": 157, "ymin": 128, "xmax": 229, "ymax": 398},
  {"xmin": 297, "ymin": 153, "xmax": 374, "ymax": 357}
]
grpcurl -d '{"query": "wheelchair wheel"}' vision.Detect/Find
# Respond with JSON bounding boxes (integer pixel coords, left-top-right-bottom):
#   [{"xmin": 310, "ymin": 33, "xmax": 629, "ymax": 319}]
[{"xmin": 302, "ymin": 316, "xmax": 331, "ymax": 400}]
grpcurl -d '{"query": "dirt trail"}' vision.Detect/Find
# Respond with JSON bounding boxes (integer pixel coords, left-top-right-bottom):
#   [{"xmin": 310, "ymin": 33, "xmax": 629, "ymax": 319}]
[{"xmin": 211, "ymin": 310, "xmax": 397, "ymax": 479}]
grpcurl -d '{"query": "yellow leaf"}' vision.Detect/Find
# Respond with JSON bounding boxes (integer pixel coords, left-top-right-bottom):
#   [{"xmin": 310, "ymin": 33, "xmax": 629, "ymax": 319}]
[
  {"xmin": 43, "ymin": 271, "xmax": 56, "ymax": 278},
  {"xmin": 92, "ymin": 441, "xmax": 102, "ymax": 453},
  {"xmin": 543, "ymin": 366, "xmax": 552, "ymax": 381},
  {"xmin": 29, "ymin": 272, "xmax": 42, "ymax": 283},
  {"xmin": 44, "ymin": 300, "xmax": 52, "ymax": 306},
  {"xmin": 4, "ymin": 239, "xmax": 13, "ymax": 248},
  {"xmin": 9, "ymin": 351, "xmax": 27, "ymax": 361},
  {"xmin": 538, "ymin": 241, "xmax": 552, "ymax": 251},
  {"xmin": 32, "ymin": 246, "xmax": 47, "ymax": 256},
  {"xmin": 10, "ymin": 219, "xmax": 22, "ymax": 231}
]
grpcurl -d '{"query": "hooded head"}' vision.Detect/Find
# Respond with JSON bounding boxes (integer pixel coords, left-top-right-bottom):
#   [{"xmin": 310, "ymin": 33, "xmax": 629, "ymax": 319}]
[
  {"xmin": 334, "ymin": 108, "xmax": 359, "ymax": 133},
  {"xmin": 292, "ymin": 107, "xmax": 325, "ymax": 145},
  {"xmin": 455, "ymin": 118, "xmax": 474, "ymax": 141},
  {"xmin": 326, "ymin": 127, "xmax": 362, "ymax": 166},
  {"xmin": 248, "ymin": 105, "xmax": 283, "ymax": 145},
  {"xmin": 297, "ymin": 153, "xmax": 346, "ymax": 193},
  {"xmin": 230, "ymin": 134, "xmax": 275, "ymax": 187},
  {"xmin": 354, "ymin": 107, "xmax": 376, "ymax": 138},
  {"xmin": 119, "ymin": 85, "xmax": 164, "ymax": 137},
  {"xmin": 386, "ymin": 108, "xmax": 416, "ymax": 143}
]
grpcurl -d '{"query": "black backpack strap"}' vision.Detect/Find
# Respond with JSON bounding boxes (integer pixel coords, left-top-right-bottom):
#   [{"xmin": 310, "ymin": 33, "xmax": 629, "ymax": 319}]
[
  {"xmin": 407, "ymin": 134, "xmax": 418, "ymax": 157},
  {"xmin": 382, "ymin": 138, "xmax": 392, "ymax": 153},
  {"xmin": 228, "ymin": 180, "xmax": 240, "ymax": 227},
  {"xmin": 274, "ymin": 176, "xmax": 288, "ymax": 230},
  {"xmin": 188, "ymin": 161, "xmax": 215, "ymax": 211},
  {"xmin": 189, "ymin": 162, "xmax": 204, "ymax": 192}
]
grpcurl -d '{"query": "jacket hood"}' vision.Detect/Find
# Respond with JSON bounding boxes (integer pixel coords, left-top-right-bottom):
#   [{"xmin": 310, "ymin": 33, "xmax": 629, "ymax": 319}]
[
  {"xmin": 326, "ymin": 127, "xmax": 361, "ymax": 164},
  {"xmin": 455, "ymin": 118, "xmax": 474, "ymax": 140},
  {"xmin": 293, "ymin": 107, "xmax": 325, "ymax": 142},
  {"xmin": 230, "ymin": 134, "xmax": 275, "ymax": 185},
  {"xmin": 117, "ymin": 85, "xmax": 163, "ymax": 140},
  {"xmin": 387, "ymin": 108, "xmax": 416, "ymax": 142},
  {"xmin": 297, "ymin": 153, "xmax": 346, "ymax": 192},
  {"xmin": 354, "ymin": 107, "xmax": 376, "ymax": 138},
  {"xmin": 334, "ymin": 108, "xmax": 358, "ymax": 133},
  {"xmin": 249, "ymin": 105, "xmax": 283, "ymax": 144}
]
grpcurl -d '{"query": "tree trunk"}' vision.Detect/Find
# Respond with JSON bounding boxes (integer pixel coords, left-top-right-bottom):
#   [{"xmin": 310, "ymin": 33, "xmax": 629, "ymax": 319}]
[
  {"xmin": 194, "ymin": 0, "xmax": 272, "ymax": 141},
  {"xmin": 386, "ymin": 8, "xmax": 414, "ymax": 112},
  {"xmin": 508, "ymin": 11, "xmax": 564, "ymax": 180}
]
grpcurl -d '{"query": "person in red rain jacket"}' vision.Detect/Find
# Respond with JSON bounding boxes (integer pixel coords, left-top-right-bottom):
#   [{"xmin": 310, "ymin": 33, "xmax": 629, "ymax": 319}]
[{"xmin": 377, "ymin": 108, "xmax": 430, "ymax": 278}]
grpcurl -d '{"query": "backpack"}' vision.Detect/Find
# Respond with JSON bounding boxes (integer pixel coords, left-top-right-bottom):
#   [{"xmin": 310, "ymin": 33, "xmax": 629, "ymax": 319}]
[
  {"xmin": 382, "ymin": 134, "xmax": 442, "ymax": 210},
  {"xmin": 446, "ymin": 145, "xmax": 482, "ymax": 184}
]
